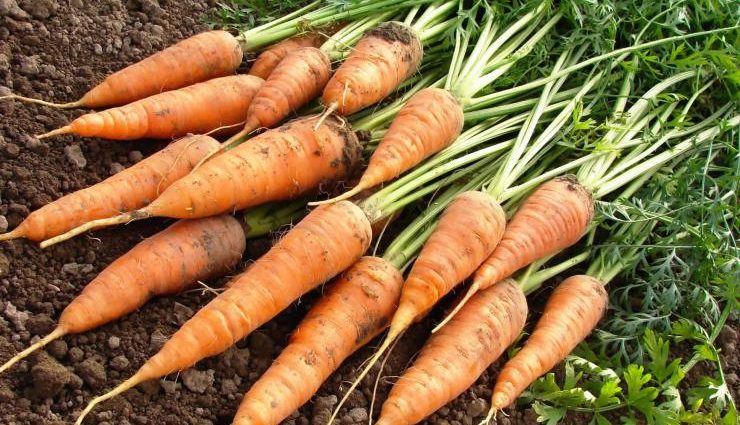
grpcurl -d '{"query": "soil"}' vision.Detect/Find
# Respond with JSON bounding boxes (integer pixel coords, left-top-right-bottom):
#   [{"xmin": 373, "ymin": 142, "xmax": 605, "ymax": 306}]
[{"xmin": 0, "ymin": 2, "xmax": 735, "ymax": 425}]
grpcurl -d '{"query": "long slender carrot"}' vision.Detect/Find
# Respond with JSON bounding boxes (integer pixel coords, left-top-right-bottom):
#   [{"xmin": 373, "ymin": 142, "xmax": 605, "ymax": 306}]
[
  {"xmin": 329, "ymin": 191, "xmax": 506, "ymax": 423},
  {"xmin": 1, "ymin": 31, "xmax": 243, "ymax": 109},
  {"xmin": 232, "ymin": 256, "xmax": 403, "ymax": 425},
  {"xmin": 435, "ymin": 176, "xmax": 594, "ymax": 331},
  {"xmin": 249, "ymin": 32, "xmax": 329, "ymax": 79},
  {"xmin": 40, "ymin": 114, "xmax": 361, "ymax": 247},
  {"xmin": 481, "ymin": 275, "xmax": 607, "ymax": 423},
  {"xmin": 322, "ymin": 21, "xmax": 423, "ymax": 116},
  {"xmin": 0, "ymin": 215, "xmax": 245, "ymax": 375},
  {"xmin": 312, "ymin": 87, "xmax": 464, "ymax": 204},
  {"xmin": 375, "ymin": 279, "xmax": 528, "ymax": 425},
  {"xmin": 0, "ymin": 135, "xmax": 219, "ymax": 243},
  {"xmin": 35, "ymin": 75, "xmax": 264, "ymax": 140},
  {"xmin": 75, "ymin": 200, "xmax": 372, "ymax": 425}
]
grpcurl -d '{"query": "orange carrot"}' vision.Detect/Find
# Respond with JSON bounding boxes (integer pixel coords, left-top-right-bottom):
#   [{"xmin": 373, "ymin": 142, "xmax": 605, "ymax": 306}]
[
  {"xmin": 486, "ymin": 275, "xmax": 607, "ymax": 419},
  {"xmin": 41, "ymin": 114, "xmax": 362, "ymax": 247},
  {"xmin": 329, "ymin": 191, "xmax": 506, "ymax": 423},
  {"xmin": 233, "ymin": 256, "xmax": 403, "ymax": 425},
  {"xmin": 312, "ymin": 87, "xmax": 464, "ymax": 204},
  {"xmin": 1, "ymin": 31, "xmax": 243, "ymax": 109},
  {"xmin": 249, "ymin": 32, "xmax": 328, "ymax": 79},
  {"xmin": 436, "ymin": 176, "xmax": 594, "ymax": 330},
  {"xmin": 35, "ymin": 75, "xmax": 263, "ymax": 140},
  {"xmin": 322, "ymin": 21, "xmax": 423, "ymax": 116},
  {"xmin": 75, "ymin": 200, "xmax": 372, "ymax": 424},
  {"xmin": 0, "ymin": 135, "xmax": 219, "ymax": 243},
  {"xmin": 376, "ymin": 279, "xmax": 528, "ymax": 425},
  {"xmin": 0, "ymin": 215, "xmax": 245, "ymax": 375}
]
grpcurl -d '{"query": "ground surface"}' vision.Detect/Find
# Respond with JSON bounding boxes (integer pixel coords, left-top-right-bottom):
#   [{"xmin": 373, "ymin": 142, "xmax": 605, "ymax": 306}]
[{"xmin": 0, "ymin": 1, "xmax": 736, "ymax": 425}]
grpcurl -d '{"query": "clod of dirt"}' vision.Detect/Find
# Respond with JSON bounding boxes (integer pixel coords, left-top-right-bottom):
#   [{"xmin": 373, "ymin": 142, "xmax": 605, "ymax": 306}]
[
  {"xmin": 109, "ymin": 355, "xmax": 130, "ymax": 371},
  {"xmin": 67, "ymin": 346, "xmax": 84, "ymax": 363},
  {"xmin": 0, "ymin": 252, "xmax": 9, "ymax": 277},
  {"xmin": 31, "ymin": 352, "xmax": 83, "ymax": 398},
  {"xmin": 128, "ymin": 150, "xmax": 144, "ymax": 162},
  {"xmin": 0, "ymin": 382, "xmax": 13, "ymax": 402},
  {"xmin": 172, "ymin": 302, "xmax": 193, "ymax": 325},
  {"xmin": 160, "ymin": 379, "xmax": 180, "ymax": 395},
  {"xmin": 3, "ymin": 301, "xmax": 29, "ymax": 331},
  {"xmin": 466, "ymin": 398, "xmax": 489, "ymax": 418},
  {"xmin": 61, "ymin": 262, "xmax": 93, "ymax": 276},
  {"xmin": 149, "ymin": 329, "xmax": 168, "ymax": 351},
  {"xmin": 25, "ymin": 314, "xmax": 55, "ymax": 335},
  {"xmin": 107, "ymin": 335, "xmax": 121, "ymax": 349},
  {"xmin": 64, "ymin": 144, "xmax": 87, "ymax": 169},
  {"xmin": 181, "ymin": 368, "xmax": 215, "ymax": 394},
  {"xmin": 47, "ymin": 339, "xmax": 68, "ymax": 359},
  {"xmin": 343, "ymin": 407, "xmax": 369, "ymax": 424},
  {"xmin": 109, "ymin": 162, "xmax": 125, "ymax": 175},
  {"xmin": 19, "ymin": 0, "xmax": 58, "ymax": 19},
  {"xmin": 222, "ymin": 346, "xmax": 250, "ymax": 378},
  {"xmin": 76, "ymin": 357, "xmax": 107, "ymax": 389},
  {"xmin": 0, "ymin": 0, "xmax": 29, "ymax": 20}
]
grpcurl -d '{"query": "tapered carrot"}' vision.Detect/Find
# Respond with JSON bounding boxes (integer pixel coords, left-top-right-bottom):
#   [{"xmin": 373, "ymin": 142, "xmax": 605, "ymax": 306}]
[
  {"xmin": 249, "ymin": 32, "xmax": 328, "ymax": 79},
  {"xmin": 41, "ymin": 115, "xmax": 361, "ymax": 247},
  {"xmin": 376, "ymin": 279, "xmax": 528, "ymax": 425},
  {"xmin": 0, "ymin": 135, "xmax": 219, "ymax": 243},
  {"xmin": 1, "ymin": 31, "xmax": 243, "ymax": 109},
  {"xmin": 329, "ymin": 191, "xmax": 506, "ymax": 423},
  {"xmin": 232, "ymin": 256, "xmax": 403, "ymax": 425},
  {"xmin": 0, "ymin": 215, "xmax": 245, "ymax": 375},
  {"xmin": 312, "ymin": 88, "xmax": 464, "ymax": 204},
  {"xmin": 322, "ymin": 21, "xmax": 423, "ymax": 116},
  {"xmin": 434, "ymin": 176, "xmax": 594, "ymax": 331},
  {"xmin": 75, "ymin": 200, "xmax": 372, "ymax": 425},
  {"xmin": 35, "ymin": 75, "xmax": 263, "ymax": 140},
  {"xmin": 481, "ymin": 275, "xmax": 607, "ymax": 423}
]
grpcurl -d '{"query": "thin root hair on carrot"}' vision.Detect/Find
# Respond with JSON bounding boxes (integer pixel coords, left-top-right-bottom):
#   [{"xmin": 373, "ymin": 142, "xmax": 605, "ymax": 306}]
[
  {"xmin": 368, "ymin": 332, "xmax": 404, "ymax": 425},
  {"xmin": 0, "ymin": 94, "xmax": 83, "ymax": 109},
  {"xmin": 75, "ymin": 373, "xmax": 147, "ymax": 425},
  {"xmin": 478, "ymin": 407, "xmax": 499, "ymax": 425},
  {"xmin": 314, "ymin": 102, "xmax": 339, "ymax": 131},
  {"xmin": 431, "ymin": 281, "xmax": 480, "ymax": 333},
  {"xmin": 36, "ymin": 126, "xmax": 72, "ymax": 140},
  {"xmin": 308, "ymin": 185, "xmax": 364, "ymax": 206},
  {"xmin": 39, "ymin": 210, "xmax": 150, "ymax": 248},
  {"xmin": 0, "ymin": 328, "xmax": 67, "ymax": 374}
]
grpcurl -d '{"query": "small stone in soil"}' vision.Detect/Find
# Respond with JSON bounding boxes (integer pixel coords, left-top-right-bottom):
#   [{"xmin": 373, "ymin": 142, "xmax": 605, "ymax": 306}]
[
  {"xmin": 466, "ymin": 398, "xmax": 489, "ymax": 418},
  {"xmin": 149, "ymin": 329, "xmax": 168, "ymax": 351},
  {"xmin": 172, "ymin": 302, "xmax": 194, "ymax": 325},
  {"xmin": 108, "ymin": 336, "xmax": 120, "ymax": 349},
  {"xmin": 47, "ymin": 339, "xmax": 68, "ymax": 359},
  {"xmin": 109, "ymin": 162, "xmax": 125, "ymax": 175},
  {"xmin": 109, "ymin": 355, "xmax": 130, "ymax": 371},
  {"xmin": 3, "ymin": 301, "xmax": 29, "ymax": 331},
  {"xmin": 128, "ymin": 150, "xmax": 144, "ymax": 162},
  {"xmin": 64, "ymin": 144, "xmax": 87, "ymax": 168},
  {"xmin": 76, "ymin": 358, "xmax": 107, "ymax": 389},
  {"xmin": 181, "ymin": 368, "xmax": 215, "ymax": 394}
]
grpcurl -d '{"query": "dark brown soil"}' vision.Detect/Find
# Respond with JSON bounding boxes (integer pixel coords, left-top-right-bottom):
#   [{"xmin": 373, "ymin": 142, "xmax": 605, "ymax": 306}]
[
  {"xmin": 367, "ymin": 22, "xmax": 416, "ymax": 46},
  {"xmin": 0, "ymin": 2, "xmax": 733, "ymax": 425}
]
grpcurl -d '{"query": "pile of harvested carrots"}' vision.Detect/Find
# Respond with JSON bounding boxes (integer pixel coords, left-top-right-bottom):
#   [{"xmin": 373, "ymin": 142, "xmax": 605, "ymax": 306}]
[{"xmin": 1, "ymin": 0, "xmax": 737, "ymax": 424}]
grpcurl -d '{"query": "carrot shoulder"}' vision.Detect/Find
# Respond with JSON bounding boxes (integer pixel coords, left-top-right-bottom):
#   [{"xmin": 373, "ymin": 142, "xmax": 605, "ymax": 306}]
[
  {"xmin": 375, "ymin": 279, "xmax": 528, "ymax": 425},
  {"xmin": 75, "ymin": 200, "xmax": 372, "ymax": 424},
  {"xmin": 322, "ymin": 21, "xmax": 423, "ymax": 116},
  {"xmin": 0, "ymin": 215, "xmax": 245, "ymax": 374},
  {"xmin": 0, "ymin": 135, "xmax": 219, "ymax": 243},
  {"xmin": 233, "ymin": 256, "xmax": 403, "ymax": 425},
  {"xmin": 37, "ymin": 75, "xmax": 263, "ymax": 140},
  {"xmin": 3, "ymin": 30, "xmax": 243, "ymax": 109},
  {"xmin": 490, "ymin": 275, "xmax": 607, "ymax": 412}
]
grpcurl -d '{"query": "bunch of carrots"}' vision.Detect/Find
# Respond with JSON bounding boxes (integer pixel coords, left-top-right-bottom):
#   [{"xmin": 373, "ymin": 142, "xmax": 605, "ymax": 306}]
[{"xmin": 1, "ymin": 0, "xmax": 737, "ymax": 424}]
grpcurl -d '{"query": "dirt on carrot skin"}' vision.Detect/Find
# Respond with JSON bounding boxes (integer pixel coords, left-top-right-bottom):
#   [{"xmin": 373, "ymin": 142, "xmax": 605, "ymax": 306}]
[
  {"xmin": 2, "ymin": 2, "xmax": 732, "ymax": 425},
  {"xmin": 367, "ymin": 21, "xmax": 417, "ymax": 45}
]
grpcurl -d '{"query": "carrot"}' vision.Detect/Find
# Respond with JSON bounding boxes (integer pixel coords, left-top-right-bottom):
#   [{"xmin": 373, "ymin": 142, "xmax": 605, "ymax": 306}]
[
  {"xmin": 249, "ymin": 32, "xmax": 328, "ymax": 79},
  {"xmin": 434, "ymin": 176, "xmax": 594, "ymax": 331},
  {"xmin": 232, "ymin": 256, "xmax": 403, "ymax": 425},
  {"xmin": 75, "ymin": 200, "xmax": 372, "ymax": 424},
  {"xmin": 376, "ymin": 279, "xmax": 528, "ymax": 425},
  {"xmin": 329, "ymin": 191, "xmax": 506, "ymax": 423},
  {"xmin": 0, "ymin": 215, "xmax": 245, "ymax": 375},
  {"xmin": 0, "ymin": 135, "xmax": 219, "ymax": 243},
  {"xmin": 35, "ymin": 75, "xmax": 263, "ymax": 140},
  {"xmin": 482, "ymin": 275, "xmax": 607, "ymax": 422},
  {"xmin": 40, "ymin": 114, "xmax": 362, "ymax": 247},
  {"xmin": 312, "ymin": 87, "xmax": 464, "ymax": 204},
  {"xmin": 1, "ymin": 31, "xmax": 243, "ymax": 109},
  {"xmin": 322, "ymin": 21, "xmax": 423, "ymax": 116}
]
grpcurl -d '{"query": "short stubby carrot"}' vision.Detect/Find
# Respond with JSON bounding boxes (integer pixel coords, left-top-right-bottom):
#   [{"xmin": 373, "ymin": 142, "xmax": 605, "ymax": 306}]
[
  {"xmin": 313, "ymin": 88, "xmax": 464, "ymax": 204},
  {"xmin": 375, "ymin": 279, "xmax": 528, "ymax": 425},
  {"xmin": 249, "ymin": 32, "xmax": 328, "ymax": 79},
  {"xmin": 0, "ymin": 215, "xmax": 245, "ymax": 375},
  {"xmin": 2, "ymin": 30, "xmax": 243, "ymax": 109},
  {"xmin": 232, "ymin": 256, "xmax": 403, "ymax": 425},
  {"xmin": 328, "ymin": 191, "xmax": 506, "ymax": 423},
  {"xmin": 0, "ymin": 135, "xmax": 219, "ymax": 243},
  {"xmin": 36, "ymin": 75, "xmax": 264, "ymax": 140},
  {"xmin": 41, "ymin": 115, "xmax": 362, "ymax": 247},
  {"xmin": 322, "ymin": 21, "xmax": 423, "ymax": 116},
  {"xmin": 440, "ymin": 176, "xmax": 595, "ymax": 327},
  {"xmin": 490, "ymin": 275, "xmax": 608, "ymax": 413},
  {"xmin": 74, "ymin": 201, "xmax": 372, "ymax": 424}
]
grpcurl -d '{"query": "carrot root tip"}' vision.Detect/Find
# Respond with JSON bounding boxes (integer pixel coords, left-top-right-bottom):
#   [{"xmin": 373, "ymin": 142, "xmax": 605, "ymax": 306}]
[
  {"xmin": 36, "ymin": 125, "xmax": 72, "ymax": 140},
  {"xmin": 1, "ymin": 94, "xmax": 82, "ymax": 109},
  {"xmin": 313, "ymin": 102, "xmax": 338, "ymax": 131},
  {"xmin": 39, "ymin": 210, "xmax": 150, "ymax": 248},
  {"xmin": 75, "ymin": 372, "xmax": 145, "ymax": 425},
  {"xmin": 308, "ymin": 185, "xmax": 365, "ymax": 207},
  {"xmin": 0, "ymin": 228, "xmax": 24, "ymax": 242},
  {"xmin": 0, "ymin": 327, "xmax": 67, "ymax": 375},
  {"xmin": 478, "ymin": 407, "xmax": 498, "ymax": 425},
  {"xmin": 432, "ymin": 282, "xmax": 480, "ymax": 334}
]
